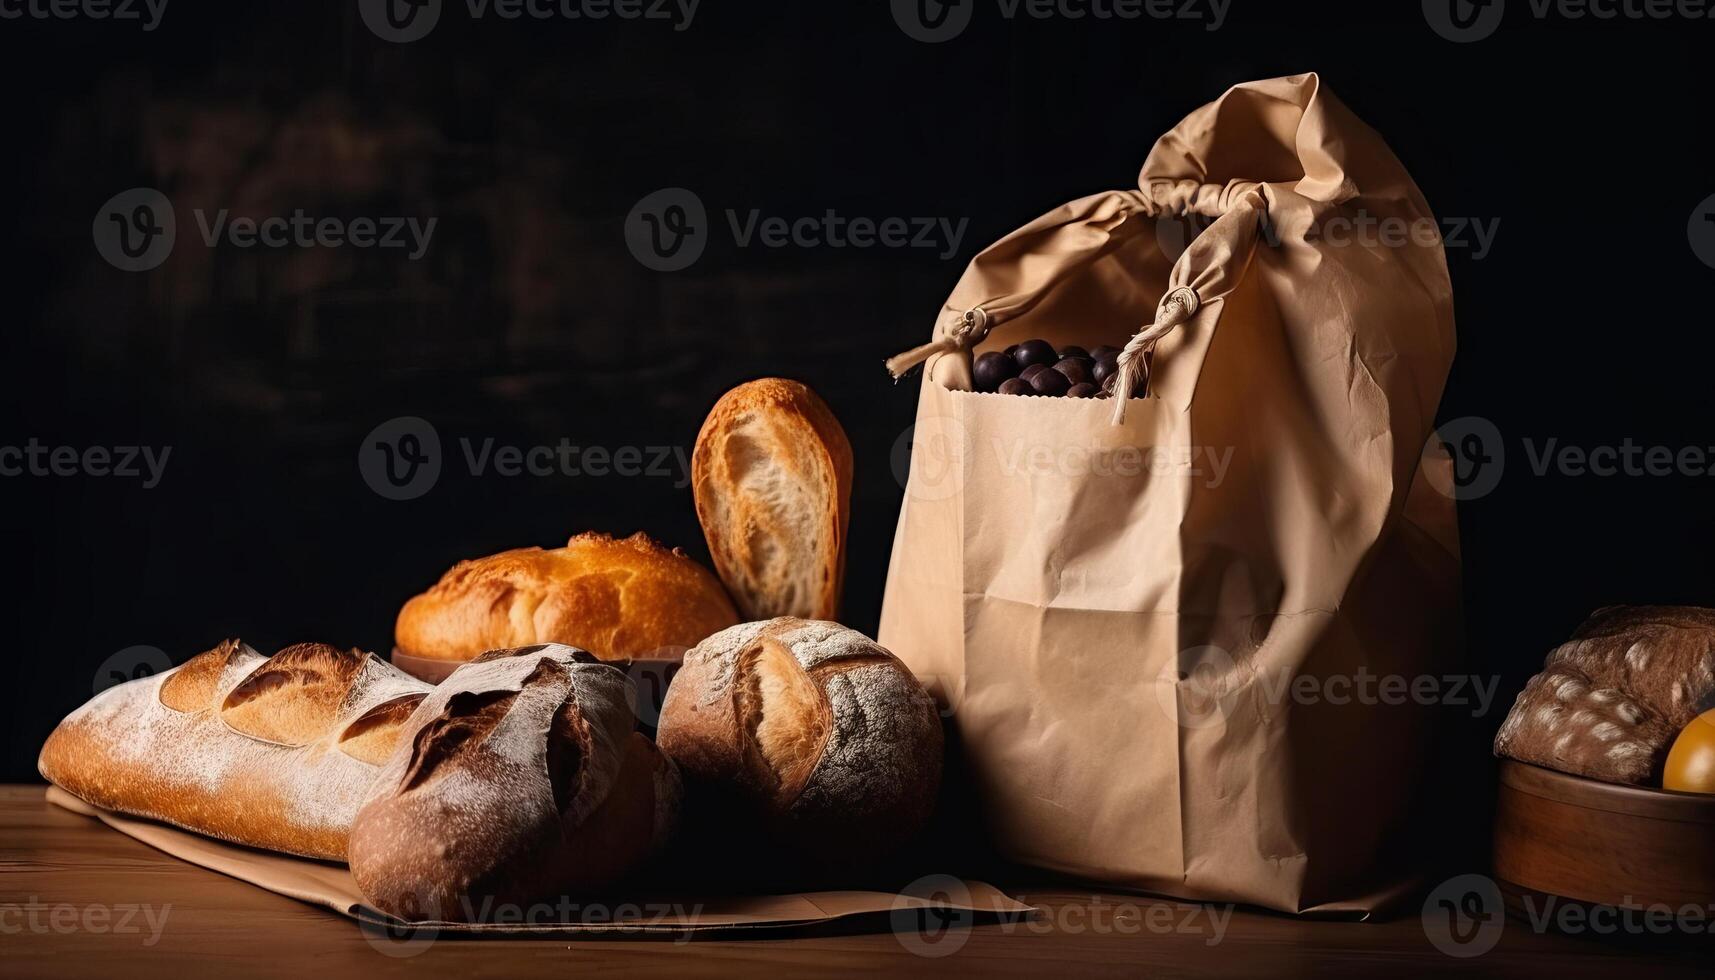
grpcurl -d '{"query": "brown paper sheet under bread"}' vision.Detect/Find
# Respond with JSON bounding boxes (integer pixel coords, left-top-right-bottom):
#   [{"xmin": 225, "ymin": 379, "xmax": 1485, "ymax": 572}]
[
  {"xmin": 393, "ymin": 531, "xmax": 738, "ymax": 670},
  {"xmin": 38, "ymin": 639, "xmax": 432, "ymax": 860},
  {"xmin": 47, "ymin": 786, "xmax": 1034, "ymax": 934},
  {"xmin": 1495, "ymin": 606, "xmax": 1715, "ymax": 785},
  {"xmin": 692, "ymin": 379, "xmax": 853, "ymax": 622},
  {"xmin": 656, "ymin": 619, "xmax": 941, "ymax": 868},
  {"xmin": 350, "ymin": 644, "xmax": 680, "ymax": 922}
]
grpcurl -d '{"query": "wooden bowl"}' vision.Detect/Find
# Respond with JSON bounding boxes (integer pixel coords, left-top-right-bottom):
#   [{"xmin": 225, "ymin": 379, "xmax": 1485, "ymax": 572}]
[{"xmin": 1494, "ymin": 760, "xmax": 1715, "ymax": 915}]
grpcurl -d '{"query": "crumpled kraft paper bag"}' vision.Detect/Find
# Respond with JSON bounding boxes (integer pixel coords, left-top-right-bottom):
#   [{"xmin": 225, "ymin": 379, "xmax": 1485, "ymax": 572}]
[
  {"xmin": 47, "ymin": 788, "xmax": 1032, "ymax": 935},
  {"xmin": 880, "ymin": 73, "xmax": 1461, "ymax": 915}
]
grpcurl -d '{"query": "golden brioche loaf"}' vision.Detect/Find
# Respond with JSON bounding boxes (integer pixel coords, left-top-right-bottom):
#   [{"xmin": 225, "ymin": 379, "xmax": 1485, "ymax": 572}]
[
  {"xmin": 38, "ymin": 639, "xmax": 432, "ymax": 859},
  {"xmin": 393, "ymin": 532, "xmax": 739, "ymax": 678},
  {"xmin": 692, "ymin": 379, "xmax": 853, "ymax": 622}
]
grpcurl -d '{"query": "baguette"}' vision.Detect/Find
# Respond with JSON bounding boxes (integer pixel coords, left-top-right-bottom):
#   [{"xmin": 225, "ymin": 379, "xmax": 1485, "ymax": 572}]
[
  {"xmin": 351, "ymin": 645, "xmax": 680, "ymax": 922},
  {"xmin": 393, "ymin": 531, "xmax": 739, "ymax": 681},
  {"xmin": 38, "ymin": 639, "xmax": 432, "ymax": 860},
  {"xmin": 692, "ymin": 379, "xmax": 853, "ymax": 621}
]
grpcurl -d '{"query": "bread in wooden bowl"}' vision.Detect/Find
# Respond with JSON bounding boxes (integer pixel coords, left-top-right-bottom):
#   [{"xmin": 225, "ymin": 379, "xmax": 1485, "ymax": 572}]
[
  {"xmin": 692, "ymin": 379, "xmax": 853, "ymax": 622},
  {"xmin": 38, "ymin": 639, "xmax": 432, "ymax": 860},
  {"xmin": 392, "ymin": 531, "xmax": 739, "ymax": 682},
  {"xmin": 350, "ymin": 644, "xmax": 680, "ymax": 922},
  {"xmin": 655, "ymin": 618, "xmax": 941, "ymax": 870},
  {"xmin": 1495, "ymin": 606, "xmax": 1715, "ymax": 787}
]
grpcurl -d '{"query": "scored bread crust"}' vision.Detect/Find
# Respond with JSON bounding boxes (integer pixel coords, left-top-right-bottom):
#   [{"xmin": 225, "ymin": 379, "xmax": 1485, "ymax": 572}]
[
  {"xmin": 656, "ymin": 619, "xmax": 942, "ymax": 864},
  {"xmin": 350, "ymin": 645, "xmax": 680, "ymax": 922},
  {"xmin": 38, "ymin": 639, "xmax": 432, "ymax": 860},
  {"xmin": 692, "ymin": 379, "xmax": 853, "ymax": 622},
  {"xmin": 394, "ymin": 531, "xmax": 739, "ymax": 667},
  {"xmin": 1495, "ymin": 606, "xmax": 1715, "ymax": 785}
]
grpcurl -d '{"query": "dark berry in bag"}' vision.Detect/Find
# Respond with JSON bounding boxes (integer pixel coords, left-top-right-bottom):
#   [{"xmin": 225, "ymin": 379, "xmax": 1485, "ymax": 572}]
[
  {"xmin": 1020, "ymin": 363, "xmax": 1050, "ymax": 383},
  {"xmin": 1092, "ymin": 356, "xmax": 1117, "ymax": 390},
  {"xmin": 1090, "ymin": 345, "xmax": 1122, "ymax": 362},
  {"xmin": 1013, "ymin": 339, "xmax": 1058, "ymax": 370},
  {"xmin": 1029, "ymin": 367, "xmax": 1070, "ymax": 397},
  {"xmin": 1053, "ymin": 357, "xmax": 1090, "ymax": 387},
  {"xmin": 1066, "ymin": 382, "xmax": 1099, "ymax": 398},
  {"xmin": 973, "ymin": 351, "xmax": 1019, "ymax": 392},
  {"xmin": 1057, "ymin": 345, "xmax": 1090, "ymax": 361},
  {"xmin": 997, "ymin": 377, "xmax": 1033, "ymax": 396}
]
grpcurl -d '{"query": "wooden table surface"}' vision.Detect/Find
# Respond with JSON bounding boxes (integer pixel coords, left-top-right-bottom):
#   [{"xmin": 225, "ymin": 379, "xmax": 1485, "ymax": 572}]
[{"xmin": 1, "ymin": 785, "xmax": 1706, "ymax": 978}]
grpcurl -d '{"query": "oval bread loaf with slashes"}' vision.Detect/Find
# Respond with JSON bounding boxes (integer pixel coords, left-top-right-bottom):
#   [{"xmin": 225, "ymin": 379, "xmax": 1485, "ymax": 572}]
[
  {"xmin": 656, "ymin": 618, "xmax": 942, "ymax": 867},
  {"xmin": 350, "ymin": 644, "xmax": 680, "ymax": 923},
  {"xmin": 38, "ymin": 639, "xmax": 432, "ymax": 859}
]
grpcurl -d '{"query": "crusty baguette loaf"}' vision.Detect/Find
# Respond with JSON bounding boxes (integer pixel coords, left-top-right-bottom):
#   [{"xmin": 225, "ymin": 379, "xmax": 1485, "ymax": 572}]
[
  {"xmin": 692, "ymin": 379, "xmax": 853, "ymax": 621},
  {"xmin": 38, "ymin": 639, "xmax": 432, "ymax": 859},
  {"xmin": 351, "ymin": 645, "xmax": 680, "ymax": 922},
  {"xmin": 1495, "ymin": 606, "xmax": 1715, "ymax": 785},
  {"xmin": 656, "ymin": 619, "xmax": 941, "ymax": 868},
  {"xmin": 393, "ymin": 531, "xmax": 739, "ymax": 680}
]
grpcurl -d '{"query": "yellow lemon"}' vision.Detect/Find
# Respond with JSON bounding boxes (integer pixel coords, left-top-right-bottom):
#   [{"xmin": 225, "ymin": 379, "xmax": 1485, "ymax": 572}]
[{"xmin": 1663, "ymin": 708, "xmax": 1715, "ymax": 794}]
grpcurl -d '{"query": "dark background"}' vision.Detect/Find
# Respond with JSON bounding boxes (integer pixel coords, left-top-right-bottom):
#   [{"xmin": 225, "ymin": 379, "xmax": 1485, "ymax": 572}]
[{"xmin": 1, "ymin": 0, "xmax": 1710, "ymax": 853}]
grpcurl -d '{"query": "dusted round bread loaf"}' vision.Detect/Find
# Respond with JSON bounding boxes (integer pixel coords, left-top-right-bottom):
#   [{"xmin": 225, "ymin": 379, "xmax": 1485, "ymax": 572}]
[
  {"xmin": 655, "ymin": 618, "xmax": 942, "ymax": 866},
  {"xmin": 350, "ymin": 645, "xmax": 680, "ymax": 922},
  {"xmin": 393, "ymin": 531, "xmax": 739, "ymax": 680}
]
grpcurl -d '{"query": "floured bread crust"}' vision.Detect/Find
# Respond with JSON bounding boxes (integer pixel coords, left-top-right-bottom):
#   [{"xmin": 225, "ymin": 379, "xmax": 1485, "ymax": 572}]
[
  {"xmin": 1495, "ymin": 606, "xmax": 1715, "ymax": 784},
  {"xmin": 350, "ymin": 645, "xmax": 680, "ymax": 922},
  {"xmin": 393, "ymin": 532, "xmax": 739, "ymax": 669},
  {"xmin": 38, "ymin": 639, "xmax": 431, "ymax": 860},
  {"xmin": 656, "ymin": 618, "xmax": 942, "ymax": 865},
  {"xmin": 692, "ymin": 379, "xmax": 853, "ymax": 622}
]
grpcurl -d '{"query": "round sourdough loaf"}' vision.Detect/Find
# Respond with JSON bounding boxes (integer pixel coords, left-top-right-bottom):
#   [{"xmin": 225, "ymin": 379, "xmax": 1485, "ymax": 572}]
[
  {"xmin": 655, "ymin": 618, "xmax": 942, "ymax": 866},
  {"xmin": 349, "ymin": 644, "xmax": 680, "ymax": 923},
  {"xmin": 392, "ymin": 531, "xmax": 739, "ymax": 678}
]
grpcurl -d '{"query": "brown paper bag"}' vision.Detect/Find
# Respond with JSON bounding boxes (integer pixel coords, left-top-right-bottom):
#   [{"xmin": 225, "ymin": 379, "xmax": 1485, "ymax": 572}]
[{"xmin": 880, "ymin": 73, "xmax": 1460, "ymax": 914}]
